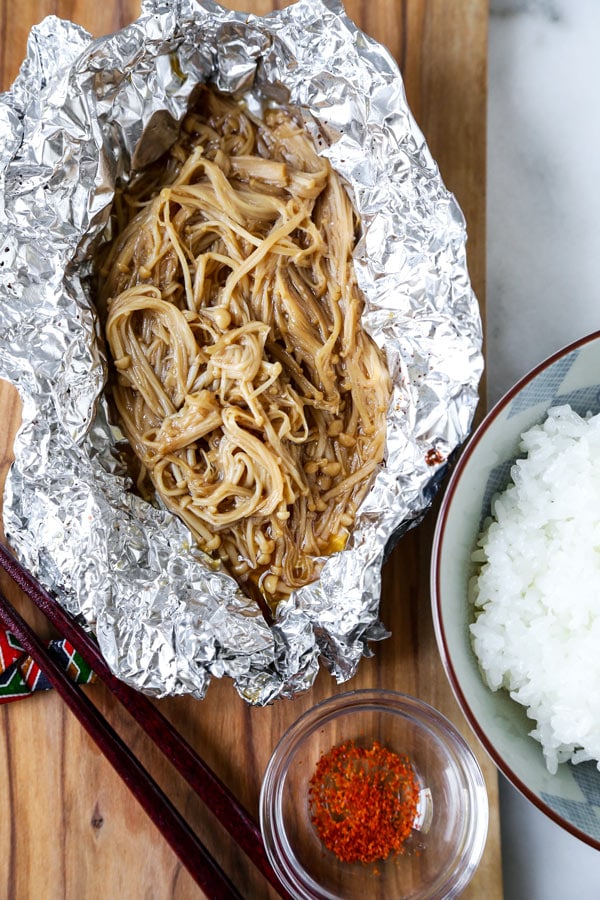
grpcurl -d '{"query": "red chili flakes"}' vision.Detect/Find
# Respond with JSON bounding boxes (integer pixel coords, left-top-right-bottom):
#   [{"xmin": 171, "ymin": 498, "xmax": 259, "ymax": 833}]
[
  {"xmin": 425, "ymin": 447, "xmax": 445, "ymax": 466},
  {"xmin": 308, "ymin": 739, "xmax": 420, "ymax": 864}
]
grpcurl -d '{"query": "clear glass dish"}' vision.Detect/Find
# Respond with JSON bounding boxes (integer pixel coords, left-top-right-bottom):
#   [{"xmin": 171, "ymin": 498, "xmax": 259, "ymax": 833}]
[{"xmin": 259, "ymin": 689, "xmax": 489, "ymax": 900}]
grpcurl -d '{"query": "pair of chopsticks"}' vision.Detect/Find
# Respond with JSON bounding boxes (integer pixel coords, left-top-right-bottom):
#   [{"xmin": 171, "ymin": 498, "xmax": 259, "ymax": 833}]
[{"xmin": 0, "ymin": 541, "xmax": 290, "ymax": 900}]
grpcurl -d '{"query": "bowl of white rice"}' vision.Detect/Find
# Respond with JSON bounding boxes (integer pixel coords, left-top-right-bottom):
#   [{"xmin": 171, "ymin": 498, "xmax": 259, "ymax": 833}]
[{"xmin": 431, "ymin": 330, "xmax": 600, "ymax": 849}]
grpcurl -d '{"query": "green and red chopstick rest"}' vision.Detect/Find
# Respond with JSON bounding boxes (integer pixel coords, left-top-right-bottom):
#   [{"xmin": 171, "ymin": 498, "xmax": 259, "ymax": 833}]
[{"xmin": 0, "ymin": 627, "xmax": 95, "ymax": 703}]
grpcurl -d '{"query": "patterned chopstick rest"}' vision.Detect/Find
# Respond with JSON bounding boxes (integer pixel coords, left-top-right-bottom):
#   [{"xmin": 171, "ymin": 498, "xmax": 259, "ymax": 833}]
[{"xmin": 0, "ymin": 628, "xmax": 95, "ymax": 703}]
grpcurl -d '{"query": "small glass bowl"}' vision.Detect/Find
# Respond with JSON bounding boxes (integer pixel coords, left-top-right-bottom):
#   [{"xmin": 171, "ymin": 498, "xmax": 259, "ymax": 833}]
[{"xmin": 259, "ymin": 689, "xmax": 488, "ymax": 900}]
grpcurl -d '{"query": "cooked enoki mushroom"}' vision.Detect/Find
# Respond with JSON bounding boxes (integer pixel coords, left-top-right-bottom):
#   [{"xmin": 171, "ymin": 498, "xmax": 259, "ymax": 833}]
[{"xmin": 98, "ymin": 86, "xmax": 391, "ymax": 608}]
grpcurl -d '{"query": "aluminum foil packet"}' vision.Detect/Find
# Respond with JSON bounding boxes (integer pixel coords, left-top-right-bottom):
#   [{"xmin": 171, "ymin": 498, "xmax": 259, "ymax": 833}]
[{"xmin": 0, "ymin": 0, "xmax": 483, "ymax": 703}]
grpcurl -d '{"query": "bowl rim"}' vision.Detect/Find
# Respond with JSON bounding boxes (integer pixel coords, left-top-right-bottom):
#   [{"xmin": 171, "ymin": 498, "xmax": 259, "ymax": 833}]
[
  {"xmin": 259, "ymin": 688, "xmax": 489, "ymax": 900},
  {"xmin": 431, "ymin": 328, "xmax": 600, "ymax": 851}
]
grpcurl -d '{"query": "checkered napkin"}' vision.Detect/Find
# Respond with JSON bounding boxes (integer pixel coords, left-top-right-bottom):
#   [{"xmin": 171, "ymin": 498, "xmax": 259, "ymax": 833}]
[{"xmin": 0, "ymin": 627, "xmax": 95, "ymax": 702}]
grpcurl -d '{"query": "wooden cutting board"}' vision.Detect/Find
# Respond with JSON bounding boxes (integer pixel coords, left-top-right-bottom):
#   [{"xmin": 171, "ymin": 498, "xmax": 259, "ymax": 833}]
[{"xmin": 0, "ymin": 2, "xmax": 499, "ymax": 898}]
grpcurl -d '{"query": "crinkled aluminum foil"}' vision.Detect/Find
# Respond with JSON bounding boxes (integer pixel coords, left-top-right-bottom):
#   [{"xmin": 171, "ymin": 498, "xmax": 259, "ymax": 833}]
[{"xmin": 0, "ymin": 0, "xmax": 483, "ymax": 704}]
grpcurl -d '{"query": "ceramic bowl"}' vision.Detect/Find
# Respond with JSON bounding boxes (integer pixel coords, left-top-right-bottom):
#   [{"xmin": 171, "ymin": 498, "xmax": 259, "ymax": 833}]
[
  {"xmin": 259, "ymin": 689, "xmax": 488, "ymax": 900},
  {"xmin": 431, "ymin": 330, "xmax": 600, "ymax": 848}
]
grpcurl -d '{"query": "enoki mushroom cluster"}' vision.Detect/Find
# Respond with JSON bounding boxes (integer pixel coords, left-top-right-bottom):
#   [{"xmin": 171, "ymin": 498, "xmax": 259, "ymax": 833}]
[{"xmin": 99, "ymin": 87, "xmax": 391, "ymax": 608}]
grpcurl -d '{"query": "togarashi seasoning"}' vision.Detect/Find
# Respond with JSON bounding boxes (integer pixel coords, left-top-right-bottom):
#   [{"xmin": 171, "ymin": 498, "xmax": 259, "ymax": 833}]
[{"xmin": 308, "ymin": 738, "xmax": 420, "ymax": 864}]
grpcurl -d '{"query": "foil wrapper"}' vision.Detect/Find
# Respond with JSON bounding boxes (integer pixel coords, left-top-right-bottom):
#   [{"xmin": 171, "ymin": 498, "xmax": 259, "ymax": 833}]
[{"xmin": 0, "ymin": 0, "xmax": 483, "ymax": 703}]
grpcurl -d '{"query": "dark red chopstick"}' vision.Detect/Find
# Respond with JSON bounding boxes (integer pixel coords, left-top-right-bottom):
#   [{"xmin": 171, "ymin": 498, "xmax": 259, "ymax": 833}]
[
  {"xmin": 0, "ymin": 589, "xmax": 243, "ymax": 900},
  {"xmin": 0, "ymin": 542, "xmax": 290, "ymax": 899}
]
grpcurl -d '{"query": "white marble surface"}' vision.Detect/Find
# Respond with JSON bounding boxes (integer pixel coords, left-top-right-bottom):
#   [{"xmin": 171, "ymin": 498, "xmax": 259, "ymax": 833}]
[{"xmin": 488, "ymin": 0, "xmax": 600, "ymax": 896}]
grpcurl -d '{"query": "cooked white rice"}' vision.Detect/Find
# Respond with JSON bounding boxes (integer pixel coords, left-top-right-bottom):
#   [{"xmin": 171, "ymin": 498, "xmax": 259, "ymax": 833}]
[{"xmin": 471, "ymin": 404, "xmax": 600, "ymax": 773}]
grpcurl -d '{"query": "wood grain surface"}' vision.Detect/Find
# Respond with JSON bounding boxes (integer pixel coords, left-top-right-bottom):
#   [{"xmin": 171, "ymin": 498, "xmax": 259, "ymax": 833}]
[{"xmin": 0, "ymin": 2, "xmax": 498, "ymax": 898}]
